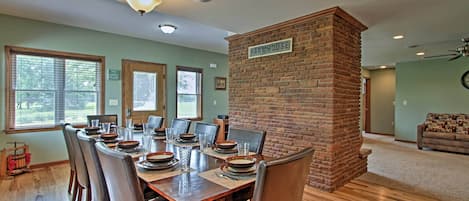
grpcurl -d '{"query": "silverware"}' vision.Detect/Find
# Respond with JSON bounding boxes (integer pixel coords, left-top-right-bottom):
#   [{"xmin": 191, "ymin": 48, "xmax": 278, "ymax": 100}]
[{"xmin": 215, "ymin": 172, "xmax": 239, "ymax": 180}]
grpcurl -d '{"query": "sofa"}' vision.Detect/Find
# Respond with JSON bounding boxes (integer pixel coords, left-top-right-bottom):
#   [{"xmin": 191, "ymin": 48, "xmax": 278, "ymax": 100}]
[{"xmin": 417, "ymin": 113, "xmax": 469, "ymax": 154}]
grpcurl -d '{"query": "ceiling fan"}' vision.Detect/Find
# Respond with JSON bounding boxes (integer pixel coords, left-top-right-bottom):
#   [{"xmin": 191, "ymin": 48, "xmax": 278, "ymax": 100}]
[{"xmin": 424, "ymin": 38, "xmax": 469, "ymax": 61}]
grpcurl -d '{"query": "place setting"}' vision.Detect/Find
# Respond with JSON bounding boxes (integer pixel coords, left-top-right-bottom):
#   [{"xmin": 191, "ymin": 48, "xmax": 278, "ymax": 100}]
[
  {"xmin": 198, "ymin": 155, "xmax": 258, "ymax": 189},
  {"xmin": 136, "ymin": 135, "xmax": 194, "ymax": 182},
  {"xmin": 202, "ymin": 140, "xmax": 255, "ymax": 160}
]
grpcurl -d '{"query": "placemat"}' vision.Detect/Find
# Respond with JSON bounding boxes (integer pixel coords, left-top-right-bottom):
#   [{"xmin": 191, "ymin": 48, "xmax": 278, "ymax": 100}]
[
  {"xmin": 201, "ymin": 148, "xmax": 256, "ymax": 160},
  {"xmin": 198, "ymin": 169, "xmax": 256, "ymax": 190},
  {"xmin": 137, "ymin": 165, "xmax": 191, "ymax": 182}
]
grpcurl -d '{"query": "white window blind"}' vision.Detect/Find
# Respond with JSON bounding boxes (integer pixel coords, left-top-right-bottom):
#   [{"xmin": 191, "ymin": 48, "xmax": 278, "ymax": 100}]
[
  {"xmin": 176, "ymin": 66, "xmax": 203, "ymax": 119},
  {"xmin": 6, "ymin": 47, "xmax": 104, "ymax": 131}
]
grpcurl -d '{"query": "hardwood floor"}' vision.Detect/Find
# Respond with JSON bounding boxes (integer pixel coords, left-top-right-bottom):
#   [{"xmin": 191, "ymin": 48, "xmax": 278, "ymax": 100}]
[{"xmin": 0, "ymin": 163, "xmax": 438, "ymax": 201}]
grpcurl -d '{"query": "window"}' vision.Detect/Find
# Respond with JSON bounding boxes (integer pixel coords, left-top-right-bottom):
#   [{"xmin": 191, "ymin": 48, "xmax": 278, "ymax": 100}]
[
  {"xmin": 5, "ymin": 46, "xmax": 105, "ymax": 133},
  {"xmin": 176, "ymin": 66, "xmax": 202, "ymax": 120}
]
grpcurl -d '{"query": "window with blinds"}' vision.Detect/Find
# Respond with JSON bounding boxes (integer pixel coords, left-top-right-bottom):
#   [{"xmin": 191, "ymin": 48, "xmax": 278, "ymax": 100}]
[
  {"xmin": 176, "ymin": 66, "xmax": 203, "ymax": 120},
  {"xmin": 5, "ymin": 46, "xmax": 105, "ymax": 132}
]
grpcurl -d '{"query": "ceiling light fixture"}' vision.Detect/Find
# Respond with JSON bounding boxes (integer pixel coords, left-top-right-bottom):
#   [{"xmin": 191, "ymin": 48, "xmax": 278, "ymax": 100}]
[
  {"xmin": 380, "ymin": 65, "xmax": 387, "ymax": 69},
  {"xmin": 159, "ymin": 24, "xmax": 177, "ymax": 34},
  {"xmin": 416, "ymin": 52, "xmax": 425, "ymax": 56},
  {"xmin": 393, "ymin": 35, "xmax": 404, "ymax": 40},
  {"xmin": 126, "ymin": 0, "xmax": 162, "ymax": 15}
]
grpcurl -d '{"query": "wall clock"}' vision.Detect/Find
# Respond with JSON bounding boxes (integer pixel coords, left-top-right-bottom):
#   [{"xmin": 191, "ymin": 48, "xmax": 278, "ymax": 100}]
[{"xmin": 462, "ymin": 70, "xmax": 469, "ymax": 89}]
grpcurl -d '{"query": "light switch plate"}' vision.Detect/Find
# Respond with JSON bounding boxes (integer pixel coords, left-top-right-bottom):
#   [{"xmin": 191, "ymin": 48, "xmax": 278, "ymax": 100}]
[{"xmin": 109, "ymin": 99, "xmax": 118, "ymax": 106}]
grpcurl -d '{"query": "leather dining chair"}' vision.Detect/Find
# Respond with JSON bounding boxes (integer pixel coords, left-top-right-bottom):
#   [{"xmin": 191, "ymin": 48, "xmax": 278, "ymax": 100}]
[
  {"xmin": 95, "ymin": 142, "xmax": 146, "ymax": 201},
  {"xmin": 65, "ymin": 124, "xmax": 91, "ymax": 201},
  {"xmin": 78, "ymin": 135, "xmax": 110, "ymax": 201},
  {"xmin": 227, "ymin": 128, "xmax": 266, "ymax": 154},
  {"xmin": 252, "ymin": 147, "xmax": 314, "ymax": 201},
  {"xmin": 171, "ymin": 118, "xmax": 191, "ymax": 135},
  {"xmin": 87, "ymin": 114, "xmax": 118, "ymax": 126},
  {"xmin": 194, "ymin": 122, "xmax": 219, "ymax": 144},
  {"xmin": 61, "ymin": 123, "xmax": 77, "ymax": 199},
  {"xmin": 147, "ymin": 115, "xmax": 164, "ymax": 129}
]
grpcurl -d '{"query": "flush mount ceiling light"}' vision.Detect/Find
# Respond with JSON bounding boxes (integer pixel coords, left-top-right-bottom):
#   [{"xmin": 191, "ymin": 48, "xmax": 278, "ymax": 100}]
[
  {"xmin": 393, "ymin": 35, "xmax": 404, "ymax": 40},
  {"xmin": 158, "ymin": 24, "xmax": 177, "ymax": 34},
  {"xmin": 380, "ymin": 65, "xmax": 387, "ymax": 69},
  {"xmin": 416, "ymin": 52, "xmax": 425, "ymax": 56},
  {"xmin": 126, "ymin": 0, "xmax": 162, "ymax": 15}
]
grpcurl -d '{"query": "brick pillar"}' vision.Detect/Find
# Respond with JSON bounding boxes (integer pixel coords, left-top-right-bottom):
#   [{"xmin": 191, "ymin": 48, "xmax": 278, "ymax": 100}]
[{"xmin": 226, "ymin": 7, "xmax": 367, "ymax": 191}]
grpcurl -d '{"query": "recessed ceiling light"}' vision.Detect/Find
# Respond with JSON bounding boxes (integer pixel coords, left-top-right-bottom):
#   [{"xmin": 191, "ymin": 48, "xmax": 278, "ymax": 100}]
[
  {"xmin": 416, "ymin": 52, "xmax": 425, "ymax": 56},
  {"xmin": 158, "ymin": 24, "xmax": 177, "ymax": 34},
  {"xmin": 380, "ymin": 65, "xmax": 387, "ymax": 69},
  {"xmin": 393, "ymin": 35, "xmax": 404, "ymax": 40}
]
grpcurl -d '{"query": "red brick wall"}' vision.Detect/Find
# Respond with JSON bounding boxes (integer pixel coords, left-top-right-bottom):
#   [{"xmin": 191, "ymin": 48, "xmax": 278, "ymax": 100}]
[{"xmin": 226, "ymin": 7, "xmax": 367, "ymax": 191}]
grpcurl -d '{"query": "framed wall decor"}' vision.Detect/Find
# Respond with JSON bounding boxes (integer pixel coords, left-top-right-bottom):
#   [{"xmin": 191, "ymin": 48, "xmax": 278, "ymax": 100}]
[{"xmin": 215, "ymin": 77, "xmax": 227, "ymax": 90}]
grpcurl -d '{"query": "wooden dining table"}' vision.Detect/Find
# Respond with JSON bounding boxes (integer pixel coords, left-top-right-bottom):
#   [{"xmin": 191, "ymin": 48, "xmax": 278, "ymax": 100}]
[{"xmin": 78, "ymin": 131, "xmax": 264, "ymax": 201}]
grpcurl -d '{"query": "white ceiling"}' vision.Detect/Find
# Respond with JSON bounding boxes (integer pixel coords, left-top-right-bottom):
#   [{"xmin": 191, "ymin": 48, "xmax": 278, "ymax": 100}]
[{"xmin": 0, "ymin": 0, "xmax": 468, "ymax": 67}]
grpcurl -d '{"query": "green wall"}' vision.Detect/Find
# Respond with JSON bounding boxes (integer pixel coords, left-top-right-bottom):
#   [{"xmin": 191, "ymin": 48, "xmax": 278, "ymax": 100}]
[
  {"xmin": 0, "ymin": 14, "xmax": 228, "ymax": 164},
  {"xmin": 395, "ymin": 58, "xmax": 469, "ymax": 141},
  {"xmin": 370, "ymin": 69, "xmax": 395, "ymax": 135}
]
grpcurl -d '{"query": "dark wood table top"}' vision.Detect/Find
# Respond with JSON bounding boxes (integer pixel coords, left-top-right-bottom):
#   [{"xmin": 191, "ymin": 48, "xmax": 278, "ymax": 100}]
[
  {"xmin": 78, "ymin": 131, "xmax": 261, "ymax": 201},
  {"xmin": 146, "ymin": 139, "xmax": 260, "ymax": 201}
]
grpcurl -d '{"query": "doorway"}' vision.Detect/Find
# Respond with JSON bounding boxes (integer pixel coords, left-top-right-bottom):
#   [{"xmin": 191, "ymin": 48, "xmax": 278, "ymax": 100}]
[
  {"xmin": 121, "ymin": 59, "xmax": 167, "ymax": 126},
  {"xmin": 364, "ymin": 78, "xmax": 371, "ymax": 133}
]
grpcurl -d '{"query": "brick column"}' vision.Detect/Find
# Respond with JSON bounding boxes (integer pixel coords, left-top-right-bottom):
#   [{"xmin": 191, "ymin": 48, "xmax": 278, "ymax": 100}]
[{"xmin": 226, "ymin": 7, "xmax": 368, "ymax": 191}]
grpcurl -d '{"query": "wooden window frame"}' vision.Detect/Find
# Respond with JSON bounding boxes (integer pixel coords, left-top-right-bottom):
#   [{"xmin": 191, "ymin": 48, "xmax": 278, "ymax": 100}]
[
  {"xmin": 176, "ymin": 66, "xmax": 203, "ymax": 121},
  {"xmin": 4, "ymin": 46, "xmax": 105, "ymax": 134}
]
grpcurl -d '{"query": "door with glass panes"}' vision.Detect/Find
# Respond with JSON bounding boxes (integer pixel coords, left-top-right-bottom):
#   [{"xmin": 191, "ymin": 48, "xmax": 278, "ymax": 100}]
[{"xmin": 122, "ymin": 59, "xmax": 166, "ymax": 126}]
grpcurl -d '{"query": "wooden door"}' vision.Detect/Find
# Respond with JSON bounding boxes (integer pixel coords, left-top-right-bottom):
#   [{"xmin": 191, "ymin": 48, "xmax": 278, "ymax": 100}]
[
  {"xmin": 364, "ymin": 78, "xmax": 371, "ymax": 133},
  {"xmin": 122, "ymin": 59, "xmax": 166, "ymax": 126}
]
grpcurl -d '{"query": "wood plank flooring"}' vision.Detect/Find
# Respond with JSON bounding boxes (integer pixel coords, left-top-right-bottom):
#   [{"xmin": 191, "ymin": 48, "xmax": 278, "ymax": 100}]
[{"xmin": 0, "ymin": 163, "xmax": 439, "ymax": 201}]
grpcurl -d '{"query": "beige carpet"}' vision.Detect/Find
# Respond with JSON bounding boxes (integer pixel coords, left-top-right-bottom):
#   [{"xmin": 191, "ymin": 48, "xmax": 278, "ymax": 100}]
[{"xmin": 359, "ymin": 133, "xmax": 469, "ymax": 201}]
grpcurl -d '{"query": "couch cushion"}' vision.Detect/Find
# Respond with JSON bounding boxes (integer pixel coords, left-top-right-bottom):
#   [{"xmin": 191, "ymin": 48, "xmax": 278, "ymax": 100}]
[
  {"xmin": 455, "ymin": 134, "xmax": 469, "ymax": 142},
  {"xmin": 422, "ymin": 132, "xmax": 456, "ymax": 140}
]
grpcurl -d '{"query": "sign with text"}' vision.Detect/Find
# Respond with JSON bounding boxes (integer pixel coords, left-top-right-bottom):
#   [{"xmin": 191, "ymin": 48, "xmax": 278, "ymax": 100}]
[{"xmin": 248, "ymin": 38, "xmax": 293, "ymax": 59}]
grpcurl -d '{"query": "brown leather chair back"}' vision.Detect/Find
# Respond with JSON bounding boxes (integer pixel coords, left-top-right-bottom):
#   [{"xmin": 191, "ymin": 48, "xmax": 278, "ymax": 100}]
[
  {"xmin": 227, "ymin": 128, "xmax": 266, "ymax": 154},
  {"xmin": 171, "ymin": 118, "xmax": 191, "ymax": 135},
  {"xmin": 87, "ymin": 114, "xmax": 118, "ymax": 126},
  {"xmin": 95, "ymin": 142, "xmax": 145, "ymax": 201},
  {"xmin": 147, "ymin": 115, "xmax": 164, "ymax": 129},
  {"xmin": 65, "ymin": 125, "xmax": 90, "ymax": 188},
  {"xmin": 252, "ymin": 147, "xmax": 314, "ymax": 201},
  {"xmin": 62, "ymin": 123, "xmax": 76, "ymax": 172},
  {"xmin": 78, "ymin": 135, "xmax": 110, "ymax": 201},
  {"xmin": 194, "ymin": 122, "xmax": 220, "ymax": 144}
]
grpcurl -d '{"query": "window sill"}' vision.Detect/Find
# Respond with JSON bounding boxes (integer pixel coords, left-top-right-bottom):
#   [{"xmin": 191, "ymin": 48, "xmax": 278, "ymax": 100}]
[
  {"xmin": 4, "ymin": 126, "xmax": 62, "ymax": 134},
  {"xmin": 4, "ymin": 124, "xmax": 87, "ymax": 134}
]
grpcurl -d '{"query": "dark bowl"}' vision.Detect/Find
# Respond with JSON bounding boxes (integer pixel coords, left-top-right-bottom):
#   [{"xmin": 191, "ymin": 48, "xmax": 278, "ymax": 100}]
[
  {"xmin": 216, "ymin": 140, "xmax": 237, "ymax": 149},
  {"xmin": 117, "ymin": 140, "xmax": 140, "ymax": 149},
  {"xmin": 179, "ymin": 133, "xmax": 196, "ymax": 140},
  {"xmin": 226, "ymin": 156, "xmax": 256, "ymax": 169},
  {"xmin": 85, "ymin": 127, "xmax": 100, "ymax": 131},
  {"xmin": 146, "ymin": 152, "xmax": 174, "ymax": 163},
  {"xmin": 100, "ymin": 133, "xmax": 118, "ymax": 140}
]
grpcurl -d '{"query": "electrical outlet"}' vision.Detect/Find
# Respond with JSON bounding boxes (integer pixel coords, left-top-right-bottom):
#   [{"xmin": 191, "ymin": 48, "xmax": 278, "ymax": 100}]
[{"xmin": 213, "ymin": 100, "xmax": 217, "ymax": 105}]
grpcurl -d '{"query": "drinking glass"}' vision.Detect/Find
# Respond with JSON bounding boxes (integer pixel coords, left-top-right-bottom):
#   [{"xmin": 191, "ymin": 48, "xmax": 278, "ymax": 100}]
[
  {"xmin": 126, "ymin": 118, "xmax": 133, "ymax": 129},
  {"xmin": 142, "ymin": 133, "xmax": 153, "ymax": 160},
  {"xmin": 198, "ymin": 133, "xmax": 207, "ymax": 152},
  {"xmin": 179, "ymin": 146, "xmax": 192, "ymax": 172},
  {"xmin": 91, "ymin": 119, "xmax": 99, "ymax": 128},
  {"xmin": 124, "ymin": 128, "xmax": 133, "ymax": 140},
  {"xmin": 237, "ymin": 142, "xmax": 250, "ymax": 156},
  {"xmin": 117, "ymin": 127, "xmax": 126, "ymax": 140},
  {"xmin": 143, "ymin": 123, "xmax": 151, "ymax": 135},
  {"xmin": 165, "ymin": 128, "xmax": 175, "ymax": 143},
  {"xmin": 103, "ymin": 122, "xmax": 111, "ymax": 133}
]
